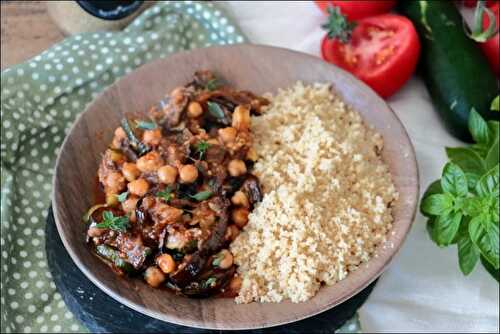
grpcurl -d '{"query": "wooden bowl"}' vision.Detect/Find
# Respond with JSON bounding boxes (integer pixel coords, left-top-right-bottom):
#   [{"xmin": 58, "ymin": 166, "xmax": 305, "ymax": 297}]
[{"xmin": 53, "ymin": 44, "xmax": 419, "ymax": 330}]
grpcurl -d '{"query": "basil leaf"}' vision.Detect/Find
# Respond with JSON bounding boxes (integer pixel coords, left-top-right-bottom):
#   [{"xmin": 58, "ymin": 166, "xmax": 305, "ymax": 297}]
[
  {"xmin": 491, "ymin": 95, "xmax": 499, "ymax": 112},
  {"xmin": 475, "ymin": 165, "xmax": 499, "ymax": 197},
  {"xmin": 445, "ymin": 147, "xmax": 487, "ymax": 175},
  {"xmin": 421, "ymin": 180, "xmax": 443, "ymax": 217},
  {"xmin": 469, "ymin": 215, "xmax": 499, "ymax": 269},
  {"xmin": 481, "ymin": 255, "xmax": 500, "ymax": 282},
  {"xmin": 190, "ymin": 190, "xmax": 212, "ymax": 201},
  {"xmin": 434, "ymin": 211, "xmax": 462, "ymax": 246},
  {"xmin": 426, "ymin": 218, "xmax": 440, "ymax": 245},
  {"xmin": 135, "ymin": 120, "xmax": 157, "ymax": 130},
  {"xmin": 421, "ymin": 193, "xmax": 454, "ymax": 216},
  {"xmin": 463, "ymin": 196, "xmax": 484, "ymax": 217},
  {"xmin": 117, "ymin": 191, "xmax": 128, "ymax": 203},
  {"xmin": 457, "ymin": 230, "xmax": 479, "ymax": 275},
  {"xmin": 485, "ymin": 136, "xmax": 499, "ymax": 170},
  {"xmin": 207, "ymin": 101, "xmax": 225, "ymax": 119},
  {"xmin": 157, "ymin": 187, "xmax": 173, "ymax": 202},
  {"xmin": 465, "ymin": 172, "xmax": 480, "ymax": 190},
  {"xmin": 102, "ymin": 210, "xmax": 113, "ymax": 221},
  {"xmin": 441, "ymin": 163, "xmax": 468, "ymax": 197},
  {"xmin": 423, "ymin": 179, "xmax": 443, "ymax": 197},
  {"xmin": 95, "ymin": 211, "xmax": 129, "ymax": 232},
  {"xmin": 468, "ymin": 108, "xmax": 490, "ymax": 144}
]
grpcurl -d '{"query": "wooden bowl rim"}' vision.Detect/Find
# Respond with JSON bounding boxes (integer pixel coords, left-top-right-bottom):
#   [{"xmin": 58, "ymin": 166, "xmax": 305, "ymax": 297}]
[{"xmin": 52, "ymin": 43, "xmax": 419, "ymax": 330}]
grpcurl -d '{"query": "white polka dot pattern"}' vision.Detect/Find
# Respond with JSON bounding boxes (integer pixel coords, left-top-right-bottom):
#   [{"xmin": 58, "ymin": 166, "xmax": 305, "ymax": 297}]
[{"xmin": 0, "ymin": 2, "xmax": 246, "ymax": 333}]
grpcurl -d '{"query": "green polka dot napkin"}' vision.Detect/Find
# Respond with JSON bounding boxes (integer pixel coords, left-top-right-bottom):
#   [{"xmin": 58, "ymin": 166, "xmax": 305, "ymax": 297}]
[
  {"xmin": 0, "ymin": 2, "xmax": 245, "ymax": 333},
  {"xmin": 0, "ymin": 1, "xmax": 361, "ymax": 333}
]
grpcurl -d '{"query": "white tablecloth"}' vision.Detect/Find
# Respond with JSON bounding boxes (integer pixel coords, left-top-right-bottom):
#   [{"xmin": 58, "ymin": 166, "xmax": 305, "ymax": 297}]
[{"xmin": 220, "ymin": 1, "xmax": 500, "ymax": 332}]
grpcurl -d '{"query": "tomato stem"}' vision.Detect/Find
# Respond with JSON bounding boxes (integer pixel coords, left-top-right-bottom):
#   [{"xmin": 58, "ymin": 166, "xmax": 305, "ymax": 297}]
[{"xmin": 321, "ymin": 6, "xmax": 356, "ymax": 43}]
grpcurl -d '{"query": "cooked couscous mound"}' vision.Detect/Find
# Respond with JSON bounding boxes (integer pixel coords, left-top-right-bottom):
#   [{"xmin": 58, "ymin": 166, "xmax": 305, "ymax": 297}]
[{"xmin": 230, "ymin": 82, "xmax": 398, "ymax": 303}]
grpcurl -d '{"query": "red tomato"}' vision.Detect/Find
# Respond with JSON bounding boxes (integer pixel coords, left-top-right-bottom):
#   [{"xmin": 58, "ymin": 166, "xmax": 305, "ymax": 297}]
[
  {"xmin": 315, "ymin": 1, "xmax": 396, "ymax": 21},
  {"xmin": 480, "ymin": 3, "xmax": 500, "ymax": 75},
  {"xmin": 321, "ymin": 14, "xmax": 420, "ymax": 98},
  {"xmin": 462, "ymin": 0, "xmax": 496, "ymax": 7}
]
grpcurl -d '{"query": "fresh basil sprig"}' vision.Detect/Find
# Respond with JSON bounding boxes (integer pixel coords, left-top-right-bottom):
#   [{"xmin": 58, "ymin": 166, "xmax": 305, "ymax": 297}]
[
  {"xmin": 157, "ymin": 186, "xmax": 173, "ymax": 202},
  {"xmin": 95, "ymin": 211, "xmax": 130, "ymax": 232},
  {"xmin": 207, "ymin": 101, "xmax": 225, "ymax": 119},
  {"xmin": 190, "ymin": 190, "xmax": 212, "ymax": 201},
  {"xmin": 421, "ymin": 109, "xmax": 499, "ymax": 281}
]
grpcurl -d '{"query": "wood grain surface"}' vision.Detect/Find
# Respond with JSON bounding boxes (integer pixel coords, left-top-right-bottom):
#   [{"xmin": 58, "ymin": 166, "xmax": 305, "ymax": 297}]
[
  {"xmin": 1, "ymin": 1, "xmax": 63, "ymax": 70},
  {"xmin": 52, "ymin": 44, "xmax": 419, "ymax": 330}
]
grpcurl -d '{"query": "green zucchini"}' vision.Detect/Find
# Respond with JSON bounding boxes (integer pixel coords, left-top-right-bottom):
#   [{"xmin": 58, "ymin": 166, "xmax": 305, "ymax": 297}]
[
  {"xmin": 399, "ymin": 0, "xmax": 499, "ymax": 141},
  {"xmin": 96, "ymin": 245, "xmax": 135, "ymax": 274}
]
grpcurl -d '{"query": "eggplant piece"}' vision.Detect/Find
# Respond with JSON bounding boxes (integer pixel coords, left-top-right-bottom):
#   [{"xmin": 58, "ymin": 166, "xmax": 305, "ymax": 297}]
[
  {"xmin": 182, "ymin": 266, "xmax": 236, "ymax": 297},
  {"xmin": 168, "ymin": 197, "xmax": 229, "ymax": 288},
  {"xmin": 95, "ymin": 244, "xmax": 135, "ymax": 274},
  {"xmin": 153, "ymin": 91, "xmax": 189, "ymax": 129},
  {"xmin": 205, "ymin": 101, "xmax": 232, "ymax": 126},
  {"xmin": 241, "ymin": 174, "xmax": 263, "ymax": 205},
  {"xmin": 112, "ymin": 233, "xmax": 152, "ymax": 269},
  {"xmin": 121, "ymin": 118, "xmax": 150, "ymax": 156},
  {"xmin": 205, "ymin": 144, "xmax": 226, "ymax": 165},
  {"xmin": 169, "ymin": 252, "xmax": 207, "ymax": 288},
  {"xmin": 222, "ymin": 176, "xmax": 245, "ymax": 196}
]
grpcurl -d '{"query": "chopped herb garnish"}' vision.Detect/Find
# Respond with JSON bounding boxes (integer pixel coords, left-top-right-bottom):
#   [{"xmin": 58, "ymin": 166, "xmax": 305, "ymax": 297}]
[
  {"xmin": 207, "ymin": 101, "xmax": 225, "ymax": 119},
  {"xmin": 205, "ymin": 78, "xmax": 221, "ymax": 91},
  {"xmin": 117, "ymin": 191, "xmax": 128, "ymax": 203},
  {"xmin": 202, "ymin": 277, "xmax": 217, "ymax": 289},
  {"xmin": 190, "ymin": 190, "xmax": 212, "ymax": 201},
  {"xmin": 212, "ymin": 252, "xmax": 224, "ymax": 267},
  {"xmin": 195, "ymin": 140, "xmax": 210, "ymax": 159},
  {"xmin": 135, "ymin": 120, "xmax": 157, "ymax": 130},
  {"xmin": 157, "ymin": 186, "xmax": 173, "ymax": 202},
  {"xmin": 95, "ymin": 211, "xmax": 129, "ymax": 232}
]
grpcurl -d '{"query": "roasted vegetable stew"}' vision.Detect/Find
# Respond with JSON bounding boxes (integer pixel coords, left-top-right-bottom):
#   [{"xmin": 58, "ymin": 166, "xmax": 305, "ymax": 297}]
[{"xmin": 85, "ymin": 71, "xmax": 268, "ymax": 298}]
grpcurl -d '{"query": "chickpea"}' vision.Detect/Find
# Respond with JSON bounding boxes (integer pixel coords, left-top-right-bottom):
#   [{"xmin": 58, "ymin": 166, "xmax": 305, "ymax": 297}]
[
  {"xmin": 232, "ymin": 105, "xmax": 251, "ymax": 131},
  {"xmin": 179, "ymin": 164, "xmax": 198, "ymax": 183},
  {"xmin": 218, "ymin": 127, "xmax": 237, "ymax": 143},
  {"xmin": 156, "ymin": 254, "xmax": 176, "ymax": 274},
  {"xmin": 128, "ymin": 178, "xmax": 149, "ymax": 197},
  {"xmin": 106, "ymin": 193, "xmax": 119, "ymax": 206},
  {"xmin": 112, "ymin": 127, "xmax": 126, "ymax": 149},
  {"xmin": 142, "ymin": 196, "xmax": 156, "ymax": 210},
  {"xmin": 122, "ymin": 162, "xmax": 140, "ymax": 182},
  {"xmin": 129, "ymin": 211, "xmax": 137, "ymax": 223},
  {"xmin": 224, "ymin": 224, "xmax": 240, "ymax": 242},
  {"xmin": 227, "ymin": 159, "xmax": 247, "ymax": 177},
  {"xmin": 228, "ymin": 275, "xmax": 242, "ymax": 293},
  {"xmin": 187, "ymin": 101, "xmax": 203, "ymax": 118},
  {"xmin": 246, "ymin": 147, "xmax": 258, "ymax": 161},
  {"xmin": 232, "ymin": 208, "xmax": 249, "ymax": 228},
  {"xmin": 109, "ymin": 150, "xmax": 125, "ymax": 164},
  {"xmin": 87, "ymin": 226, "xmax": 106, "ymax": 238},
  {"xmin": 136, "ymin": 151, "xmax": 164, "ymax": 173},
  {"xmin": 214, "ymin": 249, "xmax": 233, "ymax": 269},
  {"xmin": 144, "ymin": 266, "xmax": 165, "ymax": 288},
  {"xmin": 142, "ymin": 128, "xmax": 162, "ymax": 146},
  {"xmin": 105, "ymin": 172, "xmax": 126, "ymax": 194},
  {"xmin": 158, "ymin": 165, "xmax": 178, "ymax": 184},
  {"xmin": 231, "ymin": 191, "xmax": 249, "ymax": 208},
  {"xmin": 122, "ymin": 196, "xmax": 139, "ymax": 213}
]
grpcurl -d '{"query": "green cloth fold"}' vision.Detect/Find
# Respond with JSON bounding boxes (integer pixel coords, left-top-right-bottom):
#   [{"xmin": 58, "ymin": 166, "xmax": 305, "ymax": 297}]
[{"xmin": 0, "ymin": 2, "xmax": 245, "ymax": 332}]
